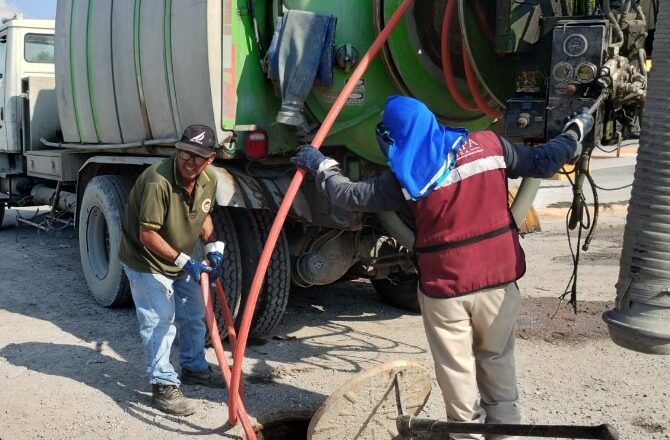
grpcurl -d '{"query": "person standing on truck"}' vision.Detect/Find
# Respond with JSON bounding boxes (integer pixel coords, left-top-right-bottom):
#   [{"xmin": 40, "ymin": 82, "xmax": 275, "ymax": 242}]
[
  {"xmin": 119, "ymin": 124, "xmax": 226, "ymax": 416},
  {"xmin": 291, "ymin": 96, "xmax": 593, "ymax": 439}
]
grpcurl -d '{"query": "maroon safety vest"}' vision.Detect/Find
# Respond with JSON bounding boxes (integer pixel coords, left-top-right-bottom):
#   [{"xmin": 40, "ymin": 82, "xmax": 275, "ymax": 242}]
[{"xmin": 409, "ymin": 131, "xmax": 526, "ymax": 298}]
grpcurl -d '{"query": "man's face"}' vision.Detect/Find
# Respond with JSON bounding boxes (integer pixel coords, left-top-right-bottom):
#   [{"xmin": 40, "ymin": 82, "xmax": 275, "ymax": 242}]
[{"xmin": 176, "ymin": 149, "xmax": 215, "ymax": 182}]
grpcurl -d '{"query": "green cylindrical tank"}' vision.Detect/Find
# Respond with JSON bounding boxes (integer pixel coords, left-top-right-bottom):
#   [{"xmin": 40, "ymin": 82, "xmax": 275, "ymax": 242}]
[{"xmin": 54, "ymin": 0, "xmax": 516, "ymax": 164}]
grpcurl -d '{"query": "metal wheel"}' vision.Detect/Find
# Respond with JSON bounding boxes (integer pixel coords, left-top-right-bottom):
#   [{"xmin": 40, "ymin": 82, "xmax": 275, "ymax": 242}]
[
  {"xmin": 371, "ymin": 271, "xmax": 421, "ymax": 313},
  {"xmin": 78, "ymin": 175, "xmax": 133, "ymax": 307},
  {"xmin": 230, "ymin": 208, "xmax": 291, "ymax": 337},
  {"xmin": 206, "ymin": 207, "xmax": 243, "ymax": 341}
]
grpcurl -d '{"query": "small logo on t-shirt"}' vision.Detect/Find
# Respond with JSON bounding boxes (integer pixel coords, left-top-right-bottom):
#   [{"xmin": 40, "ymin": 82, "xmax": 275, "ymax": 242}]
[{"xmin": 202, "ymin": 198, "xmax": 212, "ymax": 213}]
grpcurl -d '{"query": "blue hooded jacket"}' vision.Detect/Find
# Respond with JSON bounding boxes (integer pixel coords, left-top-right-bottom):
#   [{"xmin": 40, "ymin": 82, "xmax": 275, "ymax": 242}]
[{"xmin": 383, "ymin": 96, "xmax": 468, "ymax": 201}]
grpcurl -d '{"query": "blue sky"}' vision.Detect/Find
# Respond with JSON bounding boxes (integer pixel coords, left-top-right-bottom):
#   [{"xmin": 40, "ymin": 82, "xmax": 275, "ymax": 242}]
[{"xmin": 1, "ymin": 0, "xmax": 57, "ymax": 20}]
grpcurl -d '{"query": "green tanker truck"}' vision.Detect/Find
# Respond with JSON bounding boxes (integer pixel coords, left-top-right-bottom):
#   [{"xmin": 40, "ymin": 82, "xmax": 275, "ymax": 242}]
[{"xmin": 0, "ymin": 0, "xmax": 666, "ymax": 352}]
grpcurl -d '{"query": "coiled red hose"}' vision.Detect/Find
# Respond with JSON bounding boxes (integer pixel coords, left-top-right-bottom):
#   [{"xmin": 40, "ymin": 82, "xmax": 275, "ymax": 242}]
[
  {"xmin": 441, "ymin": 0, "xmax": 479, "ymax": 112},
  {"xmin": 462, "ymin": 45, "xmax": 503, "ymax": 119},
  {"xmin": 441, "ymin": 0, "xmax": 503, "ymax": 119}
]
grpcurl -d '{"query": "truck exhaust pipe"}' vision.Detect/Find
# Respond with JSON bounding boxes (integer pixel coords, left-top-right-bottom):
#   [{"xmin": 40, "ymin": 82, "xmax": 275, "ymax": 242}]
[
  {"xmin": 30, "ymin": 184, "xmax": 77, "ymax": 214},
  {"xmin": 603, "ymin": 3, "xmax": 670, "ymax": 355}
]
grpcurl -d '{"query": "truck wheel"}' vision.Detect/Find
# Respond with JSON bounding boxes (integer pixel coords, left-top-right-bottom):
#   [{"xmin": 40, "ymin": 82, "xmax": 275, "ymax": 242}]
[
  {"xmin": 371, "ymin": 272, "xmax": 421, "ymax": 313},
  {"xmin": 208, "ymin": 207, "xmax": 243, "ymax": 341},
  {"xmin": 230, "ymin": 208, "xmax": 291, "ymax": 337},
  {"xmin": 79, "ymin": 175, "xmax": 133, "ymax": 307},
  {"xmin": 0, "ymin": 202, "xmax": 5, "ymax": 227}
]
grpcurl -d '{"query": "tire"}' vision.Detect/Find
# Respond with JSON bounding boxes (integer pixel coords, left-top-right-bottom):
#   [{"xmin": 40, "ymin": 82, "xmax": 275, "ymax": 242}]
[
  {"xmin": 0, "ymin": 202, "xmax": 5, "ymax": 228},
  {"xmin": 230, "ymin": 208, "xmax": 291, "ymax": 337},
  {"xmin": 207, "ymin": 207, "xmax": 243, "ymax": 341},
  {"xmin": 371, "ymin": 272, "xmax": 421, "ymax": 313},
  {"xmin": 79, "ymin": 175, "xmax": 133, "ymax": 307}
]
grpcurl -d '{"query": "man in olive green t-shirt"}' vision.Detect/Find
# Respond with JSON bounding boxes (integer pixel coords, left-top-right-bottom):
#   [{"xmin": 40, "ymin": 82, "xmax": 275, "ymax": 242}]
[{"xmin": 119, "ymin": 125, "xmax": 225, "ymax": 417}]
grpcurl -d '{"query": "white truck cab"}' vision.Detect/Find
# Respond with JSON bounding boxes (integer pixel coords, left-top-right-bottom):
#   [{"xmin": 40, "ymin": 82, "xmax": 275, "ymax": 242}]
[{"xmin": 0, "ymin": 18, "xmax": 55, "ymax": 155}]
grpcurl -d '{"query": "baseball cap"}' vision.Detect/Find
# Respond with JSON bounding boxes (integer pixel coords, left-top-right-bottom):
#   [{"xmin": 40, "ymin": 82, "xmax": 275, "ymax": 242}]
[{"xmin": 175, "ymin": 124, "xmax": 217, "ymax": 157}]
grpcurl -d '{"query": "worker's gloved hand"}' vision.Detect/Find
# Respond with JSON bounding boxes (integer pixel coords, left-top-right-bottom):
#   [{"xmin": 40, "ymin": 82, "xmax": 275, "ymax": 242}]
[
  {"xmin": 290, "ymin": 145, "xmax": 338, "ymax": 176},
  {"xmin": 205, "ymin": 241, "xmax": 225, "ymax": 281},
  {"xmin": 563, "ymin": 109, "xmax": 594, "ymax": 143},
  {"xmin": 175, "ymin": 253, "xmax": 212, "ymax": 283}
]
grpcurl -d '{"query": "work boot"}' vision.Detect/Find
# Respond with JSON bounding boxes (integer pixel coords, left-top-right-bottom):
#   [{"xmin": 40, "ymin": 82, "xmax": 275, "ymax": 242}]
[
  {"xmin": 181, "ymin": 366, "xmax": 226, "ymax": 388},
  {"xmin": 151, "ymin": 384, "xmax": 196, "ymax": 416}
]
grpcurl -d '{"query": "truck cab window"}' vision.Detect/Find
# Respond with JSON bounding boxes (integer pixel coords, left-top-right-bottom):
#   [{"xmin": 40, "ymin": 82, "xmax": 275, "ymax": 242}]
[{"xmin": 24, "ymin": 34, "xmax": 54, "ymax": 64}]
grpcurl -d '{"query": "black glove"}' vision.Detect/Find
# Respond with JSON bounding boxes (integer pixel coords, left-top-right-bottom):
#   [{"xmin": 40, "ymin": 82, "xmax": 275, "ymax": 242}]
[
  {"xmin": 290, "ymin": 145, "xmax": 337, "ymax": 176},
  {"xmin": 563, "ymin": 109, "xmax": 594, "ymax": 143}
]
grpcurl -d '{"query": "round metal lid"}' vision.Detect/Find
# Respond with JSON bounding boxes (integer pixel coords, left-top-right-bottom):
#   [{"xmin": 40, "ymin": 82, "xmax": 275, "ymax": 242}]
[{"xmin": 307, "ymin": 360, "xmax": 432, "ymax": 440}]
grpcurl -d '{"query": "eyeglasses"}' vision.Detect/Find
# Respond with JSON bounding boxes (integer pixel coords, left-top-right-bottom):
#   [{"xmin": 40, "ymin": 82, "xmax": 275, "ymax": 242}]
[
  {"xmin": 178, "ymin": 150, "xmax": 208, "ymax": 165},
  {"xmin": 375, "ymin": 123, "xmax": 395, "ymax": 146}
]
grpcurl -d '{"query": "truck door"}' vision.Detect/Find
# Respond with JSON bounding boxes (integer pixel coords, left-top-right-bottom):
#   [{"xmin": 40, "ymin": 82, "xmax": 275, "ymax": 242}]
[{"xmin": 0, "ymin": 31, "xmax": 7, "ymax": 150}]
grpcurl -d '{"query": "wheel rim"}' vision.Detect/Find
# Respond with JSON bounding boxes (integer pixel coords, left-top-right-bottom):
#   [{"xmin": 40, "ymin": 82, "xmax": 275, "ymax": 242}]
[{"xmin": 86, "ymin": 205, "xmax": 110, "ymax": 280}]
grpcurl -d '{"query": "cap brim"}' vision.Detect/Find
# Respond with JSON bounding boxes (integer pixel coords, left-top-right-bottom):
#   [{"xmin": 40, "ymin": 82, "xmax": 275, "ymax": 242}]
[{"xmin": 175, "ymin": 142, "xmax": 213, "ymax": 158}]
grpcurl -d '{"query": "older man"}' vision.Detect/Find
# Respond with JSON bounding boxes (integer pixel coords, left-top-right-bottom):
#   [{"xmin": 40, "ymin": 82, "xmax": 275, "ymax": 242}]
[{"xmin": 119, "ymin": 124, "xmax": 225, "ymax": 416}]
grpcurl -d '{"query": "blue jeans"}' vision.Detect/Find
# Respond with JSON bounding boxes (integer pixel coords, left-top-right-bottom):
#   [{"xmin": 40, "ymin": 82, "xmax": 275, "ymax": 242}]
[{"xmin": 123, "ymin": 266, "xmax": 209, "ymax": 385}]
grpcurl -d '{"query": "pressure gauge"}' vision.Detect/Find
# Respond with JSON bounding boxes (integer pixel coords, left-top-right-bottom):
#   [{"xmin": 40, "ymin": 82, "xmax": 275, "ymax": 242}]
[
  {"xmin": 576, "ymin": 63, "xmax": 598, "ymax": 83},
  {"xmin": 552, "ymin": 62, "xmax": 573, "ymax": 82},
  {"xmin": 563, "ymin": 34, "xmax": 588, "ymax": 57}
]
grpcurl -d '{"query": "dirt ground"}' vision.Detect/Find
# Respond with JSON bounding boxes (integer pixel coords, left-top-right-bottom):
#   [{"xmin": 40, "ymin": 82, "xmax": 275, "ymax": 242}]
[{"xmin": 0, "ymin": 207, "xmax": 668, "ymax": 439}]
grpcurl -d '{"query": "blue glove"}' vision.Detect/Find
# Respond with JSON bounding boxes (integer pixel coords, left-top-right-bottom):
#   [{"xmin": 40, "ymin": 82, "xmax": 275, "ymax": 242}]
[
  {"xmin": 175, "ymin": 253, "xmax": 212, "ymax": 283},
  {"xmin": 563, "ymin": 108, "xmax": 594, "ymax": 143},
  {"xmin": 290, "ymin": 145, "xmax": 337, "ymax": 176},
  {"xmin": 205, "ymin": 241, "xmax": 225, "ymax": 281}
]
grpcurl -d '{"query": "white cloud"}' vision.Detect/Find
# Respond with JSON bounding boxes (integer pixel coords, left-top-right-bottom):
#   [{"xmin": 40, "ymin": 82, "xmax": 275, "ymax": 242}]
[{"xmin": 0, "ymin": 0, "xmax": 20, "ymax": 21}]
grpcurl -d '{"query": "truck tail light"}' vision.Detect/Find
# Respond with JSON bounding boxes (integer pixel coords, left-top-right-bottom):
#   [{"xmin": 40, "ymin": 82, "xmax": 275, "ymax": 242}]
[{"xmin": 245, "ymin": 130, "xmax": 269, "ymax": 159}]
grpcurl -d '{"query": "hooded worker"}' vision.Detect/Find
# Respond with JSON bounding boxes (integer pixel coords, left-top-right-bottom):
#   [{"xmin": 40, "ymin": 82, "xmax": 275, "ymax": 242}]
[{"xmin": 291, "ymin": 96, "xmax": 593, "ymax": 439}]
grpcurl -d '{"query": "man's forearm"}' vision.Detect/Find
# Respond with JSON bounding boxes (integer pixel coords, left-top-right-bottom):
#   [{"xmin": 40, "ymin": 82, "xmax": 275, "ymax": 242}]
[
  {"xmin": 503, "ymin": 134, "xmax": 578, "ymax": 179},
  {"xmin": 139, "ymin": 227, "xmax": 179, "ymax": 263},
  {"xmin": 200, "ymin": 215, "xmax": 217, "ymax": 243},
  {"xmin": 316, "ymin": 168, "xmax": 407, "ymax": 212}
]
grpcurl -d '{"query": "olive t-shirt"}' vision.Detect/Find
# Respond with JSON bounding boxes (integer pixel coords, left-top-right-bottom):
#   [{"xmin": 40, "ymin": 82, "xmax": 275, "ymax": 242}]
[{"xmin": 119, "ymin": 155, "xmax": 217, "ymax": 277}]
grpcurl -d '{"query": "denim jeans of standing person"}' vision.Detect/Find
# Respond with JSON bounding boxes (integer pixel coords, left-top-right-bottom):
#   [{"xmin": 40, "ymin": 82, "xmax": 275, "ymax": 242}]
[{"xmin": 123, "ymin": 265, "xmax": 210, "ymax": 385}]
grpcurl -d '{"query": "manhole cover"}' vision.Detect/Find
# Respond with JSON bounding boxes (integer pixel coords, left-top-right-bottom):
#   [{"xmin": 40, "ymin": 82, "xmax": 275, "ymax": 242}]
[{"xmin": 307, "ymin": 360, "xmax": 432, "ymax": 440}]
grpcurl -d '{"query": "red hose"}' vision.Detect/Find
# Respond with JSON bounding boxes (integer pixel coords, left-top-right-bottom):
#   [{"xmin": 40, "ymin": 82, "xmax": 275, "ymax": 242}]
[
  {"xmin": 474, "ymin": 0, "xmax": 495, "ymax": 43},
  {"xmin": 462, "ymin": 44, "xmax": 503, "ymax": 120},
  {"xmin": 441, "ymin": 0, "xmax": 503, "ymax": 119},
  {"xmin": 441, "ymin": 0, "xmax": 479, "ymax": 112},
  {"xmin": 200, "ymin": 276, "xmax": 255, "ymax": 439},
  {"xmin": 227, "ymin": 0, "xmax": 417, "ymax": 427}
]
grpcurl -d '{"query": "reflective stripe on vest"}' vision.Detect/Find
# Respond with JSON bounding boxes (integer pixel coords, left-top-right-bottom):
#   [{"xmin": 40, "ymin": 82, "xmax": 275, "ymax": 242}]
[{"xmin": 401, "ymin": 153, "xmax": 505, "ymax": 200}]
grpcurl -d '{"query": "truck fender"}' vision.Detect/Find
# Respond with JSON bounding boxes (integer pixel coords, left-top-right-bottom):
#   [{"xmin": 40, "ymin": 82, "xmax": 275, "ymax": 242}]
[
  {"xmin": 216, "ymin": 167, "xmax": 313, "ymax": 223},
  {"xmin": 75, "ymin": 156, "xmax": 161, "ymax": 226}
]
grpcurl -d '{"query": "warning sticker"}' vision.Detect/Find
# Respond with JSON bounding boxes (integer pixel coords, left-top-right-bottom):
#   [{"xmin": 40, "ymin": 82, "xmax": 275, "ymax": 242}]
[{"xmin": 319, "ymin": 79, "xmax": 366, "ymax": 105}]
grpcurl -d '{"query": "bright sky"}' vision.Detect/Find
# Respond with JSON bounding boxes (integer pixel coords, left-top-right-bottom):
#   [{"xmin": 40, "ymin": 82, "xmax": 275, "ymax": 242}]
[{"xmin": 1, "ymin": 0, "xmax": 57, "ymax": 20}]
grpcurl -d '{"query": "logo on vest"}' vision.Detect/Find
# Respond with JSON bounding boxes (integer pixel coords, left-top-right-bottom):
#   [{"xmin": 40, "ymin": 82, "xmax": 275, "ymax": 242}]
[
  {"xmin": 456, "ymin": 137, "xmax": 485, "ymax": 161},
  {"xmin": 201, "ymin": 198, "xmax": 212, "ymax": 213},
  {"xmin": 190, "ymin": 132, "xmax": 206, "ymax": 145}
]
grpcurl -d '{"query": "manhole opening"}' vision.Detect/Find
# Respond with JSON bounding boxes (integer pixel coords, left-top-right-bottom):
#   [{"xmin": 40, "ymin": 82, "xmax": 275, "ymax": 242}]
[{"xmin": 250, "ymin": 411, "xmax": 314, "ymax": 440}]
